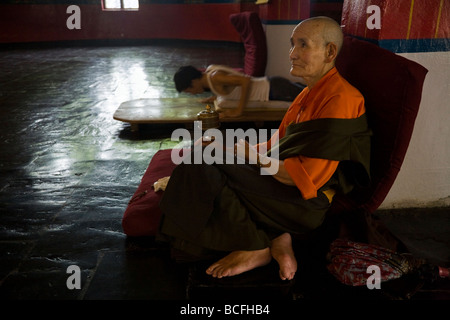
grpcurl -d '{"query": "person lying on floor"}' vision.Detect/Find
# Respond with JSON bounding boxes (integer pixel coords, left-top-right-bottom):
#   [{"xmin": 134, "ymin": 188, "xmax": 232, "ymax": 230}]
[
  {"xmin": 157, "ymin": 16, "xmax": 371, "ymax": 281},
  {"xmin": 173, "ymin": 64, "xmax": 305, "ymax": 118}
]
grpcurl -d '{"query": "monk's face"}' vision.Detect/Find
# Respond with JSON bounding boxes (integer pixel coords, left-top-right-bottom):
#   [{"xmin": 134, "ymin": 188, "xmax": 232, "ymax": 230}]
[{"xmin": 289, "ymin": 21, "xmax": 329, "ymax": 85}]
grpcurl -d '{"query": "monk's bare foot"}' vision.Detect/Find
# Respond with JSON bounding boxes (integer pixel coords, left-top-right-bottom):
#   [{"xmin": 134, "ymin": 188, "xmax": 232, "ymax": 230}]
[
  {"xmin": 206, "ymin": 248, "xmax": 271, "ymax": 278},
  {"xmin": 271, "ymin": 233, "xmax": 297, "ymax": 280}
]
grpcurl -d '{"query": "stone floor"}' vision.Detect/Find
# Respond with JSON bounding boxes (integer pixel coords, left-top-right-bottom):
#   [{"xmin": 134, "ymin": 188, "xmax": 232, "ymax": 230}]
[{"xmin": 0, "ymin": 41, "xmax": 448, "ymax": 308}]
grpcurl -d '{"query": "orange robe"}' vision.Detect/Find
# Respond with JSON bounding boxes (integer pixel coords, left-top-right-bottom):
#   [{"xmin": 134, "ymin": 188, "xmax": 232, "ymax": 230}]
[{"xmin": 260, "ymin": 67, "xmax": 366, "ymax": 200}]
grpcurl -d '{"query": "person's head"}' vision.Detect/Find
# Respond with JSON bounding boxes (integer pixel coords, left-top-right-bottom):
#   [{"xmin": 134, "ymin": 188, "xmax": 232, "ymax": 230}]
[
  {"xmin": 289, "ymin": 16, "xmax": 343, "ymax": 87},
  {"xmin": 173, "ymin": 66, "xmax": 204, "ymax": 94}
]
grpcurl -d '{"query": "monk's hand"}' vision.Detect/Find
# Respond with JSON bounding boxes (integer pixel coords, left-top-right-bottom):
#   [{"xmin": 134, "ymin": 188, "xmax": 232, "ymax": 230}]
[
  {"xmin": 235, "ymin": 139, "xmax": 258, "ymax": 164},
  {"xmin": 235, "ymin": 139, "xmax": 273, "ymax": 169}
]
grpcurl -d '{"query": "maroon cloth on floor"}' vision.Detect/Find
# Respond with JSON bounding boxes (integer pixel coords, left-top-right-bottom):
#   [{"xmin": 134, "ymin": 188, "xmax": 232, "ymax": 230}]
[{"xmin": 122, "ymin": 149, "xmax": 180, "ymax": 237}]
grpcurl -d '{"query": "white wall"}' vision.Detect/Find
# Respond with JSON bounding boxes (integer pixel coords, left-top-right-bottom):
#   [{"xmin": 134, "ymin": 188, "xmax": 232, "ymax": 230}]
[
  {"xmin": 264, "ymin": 24, "xmax": 450, "ymax": 209},
  {"xmin": 265, "ymin": 24, "xmax": 301, "ymax": 82},
  {"xmin": 379, "ymin": 51, "xmax": 450, "ymax": 209}
]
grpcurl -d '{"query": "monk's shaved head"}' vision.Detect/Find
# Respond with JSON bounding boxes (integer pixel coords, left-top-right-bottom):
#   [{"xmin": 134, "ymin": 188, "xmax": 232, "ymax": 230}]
[{"xmin": 296, "ymin": 16, "xmax": 344, "ymax": 55}]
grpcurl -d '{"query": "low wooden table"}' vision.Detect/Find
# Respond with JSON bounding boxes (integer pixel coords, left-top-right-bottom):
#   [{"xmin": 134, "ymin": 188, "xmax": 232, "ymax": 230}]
[{"xmin": 113, "ymin": 98, "xmax": 289, "ymax": 131}]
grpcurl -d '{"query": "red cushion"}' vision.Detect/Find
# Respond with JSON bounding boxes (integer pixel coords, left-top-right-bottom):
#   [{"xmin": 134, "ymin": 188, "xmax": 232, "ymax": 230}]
[
  {"xmin": 122, "ymin": 149, "xmax": 181, "ymax": 237},
  {"xmin": 230, "ymin": 11, "xmax": 267, "ymax": 77}
]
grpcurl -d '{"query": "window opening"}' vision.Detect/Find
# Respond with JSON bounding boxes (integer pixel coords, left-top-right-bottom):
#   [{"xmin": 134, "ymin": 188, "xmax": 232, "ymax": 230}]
[{"xmin": 103, "ymin": 0, "xmax": 139, "ymax": 11}]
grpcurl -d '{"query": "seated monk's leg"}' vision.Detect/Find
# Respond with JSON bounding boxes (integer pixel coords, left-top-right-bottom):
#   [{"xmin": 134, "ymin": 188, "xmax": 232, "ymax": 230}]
[
  {"xmin": 206, "ymin": 248, "xmax": 271, "ymax": 278},
  {"xmin": 270, "ymin": 233, "xmax": 297, "ymax": 281}
]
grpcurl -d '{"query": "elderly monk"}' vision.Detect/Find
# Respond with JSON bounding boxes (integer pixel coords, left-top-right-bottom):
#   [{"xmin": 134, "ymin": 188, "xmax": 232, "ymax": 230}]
[{"xmin": 157, "ymin": 16, "xmax": 371, "ymax": 281}]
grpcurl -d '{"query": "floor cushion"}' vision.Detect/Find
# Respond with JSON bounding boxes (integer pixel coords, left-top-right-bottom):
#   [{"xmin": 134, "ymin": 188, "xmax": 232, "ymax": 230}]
[{"xmin": 122, "ymin": 149, "xmax": 181, "ymax": 237}]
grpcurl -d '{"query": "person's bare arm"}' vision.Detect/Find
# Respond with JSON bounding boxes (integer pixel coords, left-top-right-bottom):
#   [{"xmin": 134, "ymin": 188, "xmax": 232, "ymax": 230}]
[
  {"xmin": 200, "ymin": 96, "xmax": 217, "ymax": 104},
  {"xmin": 211, "ymin": 72, "xmax": 251, "ymax": 117}
]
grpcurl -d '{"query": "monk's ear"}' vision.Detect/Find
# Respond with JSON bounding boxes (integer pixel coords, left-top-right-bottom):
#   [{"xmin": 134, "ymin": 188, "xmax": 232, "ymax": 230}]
[{"xmin": 325, "ymin": 42, "xmax": 338, "ymax": 63}]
